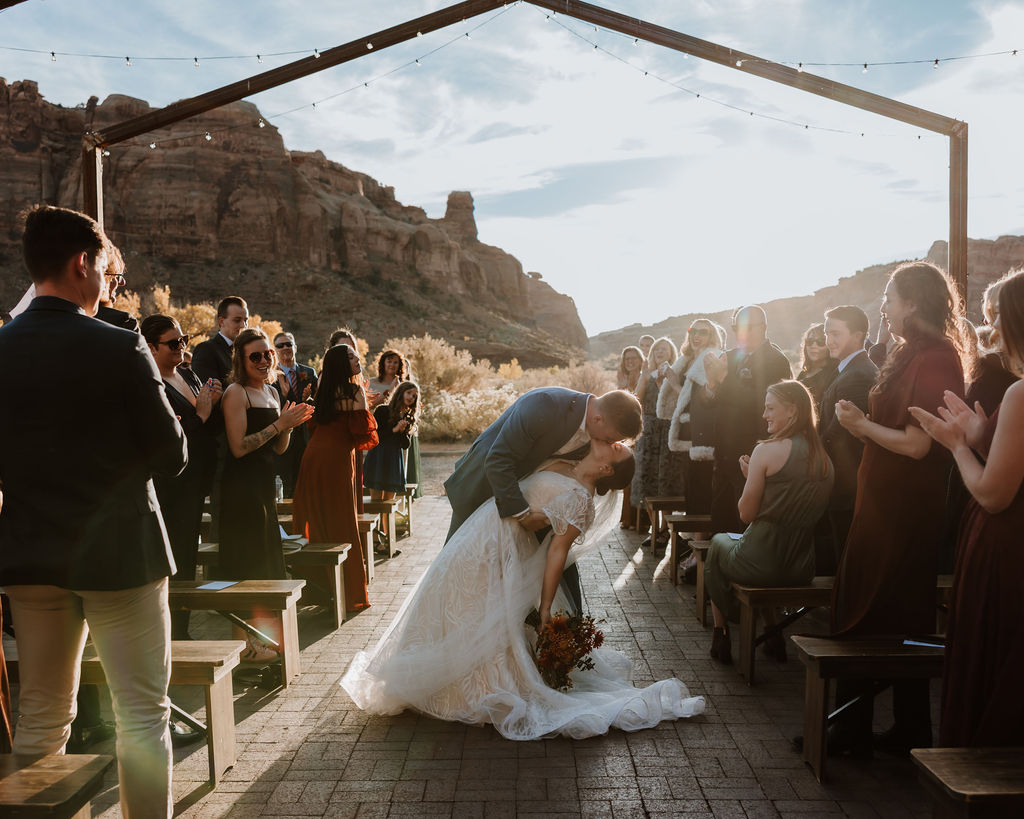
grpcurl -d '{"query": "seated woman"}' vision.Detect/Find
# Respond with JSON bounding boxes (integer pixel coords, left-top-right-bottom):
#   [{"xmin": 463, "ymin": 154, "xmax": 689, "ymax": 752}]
[{"xmin": 704, "ymin": 380, "xmax": 834, "ymax": 664}]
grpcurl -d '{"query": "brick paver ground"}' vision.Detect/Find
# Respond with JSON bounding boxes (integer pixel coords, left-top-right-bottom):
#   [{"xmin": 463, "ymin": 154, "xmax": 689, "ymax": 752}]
[{"xmin": 80, "ymin": 495, "xmax": 933, "ymax": 818}]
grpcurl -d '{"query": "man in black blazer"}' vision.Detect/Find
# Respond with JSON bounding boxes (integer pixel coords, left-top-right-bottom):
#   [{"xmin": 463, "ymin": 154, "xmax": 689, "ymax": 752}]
[
  {"xmin": 191, "ymin": 295, "xmax": 248, "ymax": 384},
  {"xmin": 0, "ymin": 206, "xmax": 186, "ymax": 817},
  {"xmin": 271, "ymin": 331, "xmax": 318, "ymax": 497},
  {"xmin": 820, "ymin": 305, "xmax": 878, "ymax": 566},
  {"xmin": 443, "ymin": 388, "xmax": 642, "ymax": 611}
]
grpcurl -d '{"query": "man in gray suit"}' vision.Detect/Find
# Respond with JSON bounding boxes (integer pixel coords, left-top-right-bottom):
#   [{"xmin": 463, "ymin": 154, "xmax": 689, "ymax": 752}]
[{"xmin": 443, "ymin": 387, "xmax": 642, "ymax": 609}]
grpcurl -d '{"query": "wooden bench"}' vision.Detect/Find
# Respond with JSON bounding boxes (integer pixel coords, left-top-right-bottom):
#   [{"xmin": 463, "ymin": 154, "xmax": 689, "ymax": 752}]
[
  {"xmin": 733, "ymin": 575, "xmax": 955, "ymax": 686},
  {"xmin": 357, "ymin": 513, "xmax": 379, "ymax": 585},
  {"xmin": 5, "ymin": 640, "xmax": 244, "ymax": 785},
  {"xmin": 665, "ymin": 513, "xmax": 713, "ymax": 586},
  {"xmin": 791, "ymin": 635, "xmax": 945, "ymax": 783},
  {"xmin": 911, "ymin": 747, "xmax": 1024, "ymax": 818},
  {"xmin": 689, "ymin": 541, "xmax": 711, "ymax": 625},
  {"xmin": 363, "ymin": 497, "xmax": 401, "ymax": 557},
  {"xmin": 0, "ymin": 753, "xmax": 115, "ymax": 818},
  {"xmin": 643, "ymin": 495, "xmax": 688, "ymax": 537},
  {"xmin": 168, "ymin": 581, "xmax": 304, "ymax": 686},
  {"xmin": 399, "ymin": 483, "xmax": 418, "ymax": 535}
]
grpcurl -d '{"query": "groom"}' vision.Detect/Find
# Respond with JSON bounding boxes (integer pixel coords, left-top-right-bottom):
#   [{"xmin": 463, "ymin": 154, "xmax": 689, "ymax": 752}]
[{"xmin": 444, "ymin": 387, "xmax": 642, "ymax": 609}]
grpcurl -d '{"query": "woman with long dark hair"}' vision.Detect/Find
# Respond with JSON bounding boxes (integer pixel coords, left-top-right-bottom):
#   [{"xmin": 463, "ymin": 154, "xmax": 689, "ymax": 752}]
[
  {"xmin": 364, "ymin": 382, "xmax": 419, "ymax": 501},
  {"xmin": 704, "ymin": 380, "xmax": 833, "ymax": 663},
  {"xmin": 293, "ymin": 344, "xmax": 379, "ymax": 613},
  {"xmin": 830, "ymin": 261, "xmax": 968, "ymax": 754},
  {"xmin": 796, "ymin": 322, "xmax": 838, "ymax": 409},
  {"xmin": 141, "ymin": 315, "xmax": 221, "ymax": 639}
]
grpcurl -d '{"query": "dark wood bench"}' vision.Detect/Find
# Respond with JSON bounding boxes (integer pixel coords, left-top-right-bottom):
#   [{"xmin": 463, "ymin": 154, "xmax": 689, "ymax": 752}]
[
  {"xmin": 689, "ymin": 541, "xmax": 711, "ymax": 625},
  {"xmin": 0, "ymin": 753, "xmax": 115, "ymax": 818},
  {"xmin": 5, "ymin": 640, "xmax": 244, "ymax": 785},
  {"xmin": 665, "ymin": 513, "xmax": 713, "ymax": 586},
  {"xmin": 363, "ymin": 497, "xmax": 401, "ymax": 557},
  {"xmin": 791, "ymin": 635, "xmax": 945, "ymax": 783},
  {"xmin": 168, "ymin": 581, "xmax": 304, "ymax": 686},
  {"xmin": 911, "ymin": 747, "xmax": 1024, "ymax": 818}
]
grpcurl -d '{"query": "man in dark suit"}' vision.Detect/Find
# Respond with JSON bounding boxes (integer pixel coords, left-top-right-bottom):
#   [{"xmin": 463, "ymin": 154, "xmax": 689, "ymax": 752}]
[
  {"xmin": 190, "ymin": 295, "xmax": 248, "ymax": 384},
  {"xmin": 705, "ymin": 305, "xmax": 793, "ymax": 534},
  {"xmin": 0, "ymin": 206, "xmax": 187, "ymax": 817},
  {"xmin": 820, "ymin": 305, "xmax": 878, "ymax": 566},
  {"xmin": 443, "ymin": 388, "xmax": 642, "ymax": 611},
  {"xmin": 271, "ymin": 331, "xmax": 317, "ymax": 497}
]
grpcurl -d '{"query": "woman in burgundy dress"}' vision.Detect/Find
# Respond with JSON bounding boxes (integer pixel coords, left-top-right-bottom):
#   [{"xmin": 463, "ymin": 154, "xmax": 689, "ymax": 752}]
[
  {"xmin": 911, "ymin": 269, "xmax": 1024, "ymax": 747},
  {"xmin": 831, "ymin": 261, "xmax": 967, "ymax": 755},
  {"xmin": 293, "ymin": 344, "xmax": 378, "ymax": 613}
]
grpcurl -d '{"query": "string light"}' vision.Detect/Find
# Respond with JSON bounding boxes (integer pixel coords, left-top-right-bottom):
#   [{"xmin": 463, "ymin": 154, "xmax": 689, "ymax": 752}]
[
  {"xmin": 124, "ymin": 56, "xmax": 130, "ymax": 66},
  {"xmin": 149, "ymin": 141, "xmax": 156, "ymax": 148},
  {"xmin": 258, "ymin": 118, "xmax": 265, "ymax": 127},
  {"xmin": 204, "ymin": 131, "xmax": 211, "ymax": 140},
  {"xmin": 314, "ymin": 48, "xmax": 320, "ymax": 59},
  {"xmin": 257, "ymin": 54, "xmax": 262, "ymax": 63},
  {"xmin": 366, "ymin": 41, "xmax": 373, "ymax": 50},
  {"xmin": 862, "ymin": 63, "xmax": 868, "ymax": 73},
  {"xmin": 415, "ymin": 58, "xmax": 420, "ymax": 65},
  {"xmin": 797, "ymin": 62, "xmax": 803, "ymax": 72},
  {"xmin": 193, "ymin": 56, "xmax": 199, "ymax": 67},
  {"xmin": 933, "ymin": 58, "xmax": 939, "ymax": 69},
  {"xmin": 49, "ymin": 51, "xmax": 55, "ymax": 61}
]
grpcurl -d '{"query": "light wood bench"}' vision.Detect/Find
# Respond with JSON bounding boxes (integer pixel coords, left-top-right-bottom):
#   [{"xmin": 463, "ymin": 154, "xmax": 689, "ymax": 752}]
[
  {"xmin": 791, "ymin": 635, "xmax": 945, "ymax": 783},
  {"xmin": 5, "ymin": 640, "xmax": 244, "ymax": 785},
  {"xmin": 643, "ymin": 495, "xmax": 688, "ymax": 537},
  {"xmin": 363, "ymin": 497, "xmax": 401, "ymax": 557},
  {"xmin": 357, "ymin": 513, "xmax": 379, "ymax": 585},
  {"xmin": 665, "ymin": 513, "xmax": 713, "ymax": 586},
  {"xmin": 399, "ymin": 483, "xmax": 418, "ymax": 535},
  {"xmin": 911, "ymin": 747, "xmax": 1024, "ymax": 818},
  {"xmin": 0, "ymin": 753, "xmax": 115, "ymax": 818},
  {"xmin": 690, "ymin": 541, "xmax": 711, "ymax": 625},
  {"xmin": 168, "ymin": 581, "xmax": 304, "ymax": 686}
]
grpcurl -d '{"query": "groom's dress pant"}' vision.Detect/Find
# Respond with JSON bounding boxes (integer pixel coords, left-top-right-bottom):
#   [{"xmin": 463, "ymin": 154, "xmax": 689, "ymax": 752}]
[{"xmin": 6, "ymin": 578, "xmax": 174, "ymax": 819}]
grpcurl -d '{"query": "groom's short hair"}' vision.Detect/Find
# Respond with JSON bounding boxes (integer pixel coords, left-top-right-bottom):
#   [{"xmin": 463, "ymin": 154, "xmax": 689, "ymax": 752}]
[{"xmin": 596, "ymin": 390, "xmax": 642, "ymax": 440}]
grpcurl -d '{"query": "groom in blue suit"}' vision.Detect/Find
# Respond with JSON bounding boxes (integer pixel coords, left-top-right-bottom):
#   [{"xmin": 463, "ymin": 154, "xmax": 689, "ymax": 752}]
[{"xmin": 444, "ymin": 387, "xmax": 642, "ymax": 609}]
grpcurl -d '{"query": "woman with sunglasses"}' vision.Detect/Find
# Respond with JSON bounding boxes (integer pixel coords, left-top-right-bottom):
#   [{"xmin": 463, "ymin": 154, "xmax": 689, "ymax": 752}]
[
  {"xmin": 141, "ymin": 315, "xmax": 222, "ymax": 639},
  {"xmin": 796, "ymin": 323, "xmax": 838, "ymax": 410},
  {"xmin": 219, "ymin": 328, "xmax": 314, "ymax": 660}
]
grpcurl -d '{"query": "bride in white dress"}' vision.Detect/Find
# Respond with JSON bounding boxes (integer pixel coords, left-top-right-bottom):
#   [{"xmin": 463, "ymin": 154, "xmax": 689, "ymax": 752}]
[{"xmin": 341, "ymin": 440, "xmax": 705, "ymax": 739}]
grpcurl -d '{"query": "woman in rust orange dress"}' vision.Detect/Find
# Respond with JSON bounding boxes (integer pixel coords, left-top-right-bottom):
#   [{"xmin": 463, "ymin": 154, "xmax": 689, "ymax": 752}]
[
  {"xmin": 830, "ymin": 261, "xmax": 968, "ymax": 755},
  {"xmin": 293, "ymin": 344, "xmax": 378, "ymax": 613}
]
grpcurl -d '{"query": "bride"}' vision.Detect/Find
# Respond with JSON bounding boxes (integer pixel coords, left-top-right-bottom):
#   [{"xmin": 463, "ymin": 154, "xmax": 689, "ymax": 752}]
[{"xmin": 341, "ymin": 439, "xmax": 705, "ymax": 739}]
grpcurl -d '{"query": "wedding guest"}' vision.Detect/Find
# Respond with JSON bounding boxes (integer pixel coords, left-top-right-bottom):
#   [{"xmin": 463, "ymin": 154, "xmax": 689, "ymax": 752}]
[
  {"xmin": 966, "ymin": 274, "xmax": 1018, "ymax": 413},
  {"xmin": 0, "ymin": 205, "xmax": 186, "ymax": 816},
  {"xmin": 830, "ymin": 261, "xmax": 967, "ymax": 756},
  {"xmin": 272, "ymin": 331, "xmax": 317, "ymax": 498},
  {"xmin": 796, "ymin": 322, "xmax": 838, "ymax": 409},
  {"xmin": 617, "ymin": 345, "xmax": 644, "ymax": 528},
  {"xmin": 705, "ymin": 381, "xmax": 833, "ymax": 663},
  {"xmin": 327, "ymin": 326, "xmax": 358, "ymax": 357},
  {"xmin": 818, "ymin": 306, "xmax": 877, "ymax": 570},
  {"xmin": 630, "ymin": 337, "xmax": 677, "ymax": 546},
  {"xmin": 638, "ymin": 334, "xmax": 655, "ymax": 357},
  {"xmin": 867, "ymin": 314, "xmax": 895, "ymax": 368},
  {"xmin": 704, "ymin": 306, "xmax": 793, "ymax": 534},
  {"xmin": 142, "ymin": 315, "xmax": 222, "ymax": 640},
  {"xmin": 367, "ymin": 349, "xmax": 406, "ymax": 409},
  {"xmin": 293, "ymin": 345, "xmax": 378, "ymax": 613},
  {"xmin": 909, "ymin": 269, "xmax": 1024, "ymax": 747},
  {"xmin": 217, "ymin": 328, "xmax": 312, "ymax": 660},
  {"xmin": 402, "ymin": 355, "xmax": 424, "ymax": 501},
  {"xmin": 655, "ymin": 337, "xmax": 690, "ymax": 503},
  {"xmin": 94, "ymin": 243, "xmax": 138, "ymax": 332},
  {"xmin": 325, "ymin": 327, "xmax": 370, "ymax": 512},
  {"xmin": 0, "ymin": 496, "xmax": 10, "ymax": 753},
  {"xmin": 191, "ymin": 296, "xmax": 249, "ymax": 385},
  {"xmin": 365, "ymin": 382, "xmax": 419, "ymax": 501}
]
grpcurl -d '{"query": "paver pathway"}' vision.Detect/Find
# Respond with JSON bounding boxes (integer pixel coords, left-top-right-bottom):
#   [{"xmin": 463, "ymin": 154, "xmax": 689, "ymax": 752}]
[{"xmin": 87, "ymin": 496, "xmax": 933, "ymax": 818}]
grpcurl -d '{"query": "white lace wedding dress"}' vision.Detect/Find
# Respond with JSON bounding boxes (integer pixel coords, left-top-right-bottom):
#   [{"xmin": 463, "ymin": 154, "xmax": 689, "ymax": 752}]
[{"xmin": 341, "ymin": 471, "xmax": 705, "ymax": 739}]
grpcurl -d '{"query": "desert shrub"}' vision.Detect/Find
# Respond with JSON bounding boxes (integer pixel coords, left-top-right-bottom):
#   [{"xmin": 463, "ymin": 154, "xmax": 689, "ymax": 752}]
[
  {"xmin": 512, "ymin": 362, "xmax": 615, "ymax": 396},
  {"xmin": 418, "ymin": 383, "xmax": 518, "ymax": 442}
]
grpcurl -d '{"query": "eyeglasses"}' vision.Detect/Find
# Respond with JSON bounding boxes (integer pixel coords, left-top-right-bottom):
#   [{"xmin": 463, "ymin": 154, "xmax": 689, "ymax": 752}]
[
  {"xmin": 248, "ymin": 350, "xmax": 275, "ymax": 364},
  {"xmin": 105, "ymin": 274, "xmax": 126, "ymax": 288},
  {"xmin": 806, "ymin": 338, "xmax": 827, "ymax": 347},
  {"xmin": 275, "ymin": 341, "xmax": 294, "ymax": 349},
  {"xmin": 156, "ymin": 335, "xmax": 190, "ymax": 351},
  {"xmin": 689, "ymin": 327, "xmax": 710, "ymax": 337}
]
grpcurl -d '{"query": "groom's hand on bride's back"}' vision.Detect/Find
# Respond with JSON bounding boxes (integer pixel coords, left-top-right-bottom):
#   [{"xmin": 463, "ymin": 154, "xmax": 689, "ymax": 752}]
[{"xmin": 517, "ymin": 509, "xmax": 550, "ymax": 532}]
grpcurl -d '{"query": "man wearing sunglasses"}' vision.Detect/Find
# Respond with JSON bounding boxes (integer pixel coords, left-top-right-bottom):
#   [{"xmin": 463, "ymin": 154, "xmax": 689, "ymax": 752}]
[
  {"xmin": 0, "ymin": 205, "xmax": 187, "ymax": 817},
  {"xmin": 271, "ymin": 331, "xmax": 318, "ymax": 497}
]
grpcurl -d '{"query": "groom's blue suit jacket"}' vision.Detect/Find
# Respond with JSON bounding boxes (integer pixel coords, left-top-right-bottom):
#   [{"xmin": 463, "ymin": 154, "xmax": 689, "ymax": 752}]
[{"xmin": 443, "ymin": 387, "xmax": 589, "ymax": 540}]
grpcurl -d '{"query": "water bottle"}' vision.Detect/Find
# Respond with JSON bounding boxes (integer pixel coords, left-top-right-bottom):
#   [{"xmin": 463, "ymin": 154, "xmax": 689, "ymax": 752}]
[{"xmin": 275, "ymin": 476, "xmax": 284, "ymax": 502}]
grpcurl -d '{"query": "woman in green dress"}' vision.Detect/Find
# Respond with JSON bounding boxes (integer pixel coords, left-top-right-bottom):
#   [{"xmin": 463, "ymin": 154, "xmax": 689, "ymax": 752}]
[{"xmin": 705, "ymin": 380, "xmax": 834, "ymax": 664}]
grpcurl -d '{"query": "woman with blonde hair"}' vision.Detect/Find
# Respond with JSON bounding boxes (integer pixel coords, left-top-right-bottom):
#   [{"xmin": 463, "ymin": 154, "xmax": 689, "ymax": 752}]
[
  {"xmin": 704, "ymin": 380, "xmax": 834, "ymax": 664},
  {"xmin": 616, "ymin": 346, "xmax": 644, "ymax": 393}
]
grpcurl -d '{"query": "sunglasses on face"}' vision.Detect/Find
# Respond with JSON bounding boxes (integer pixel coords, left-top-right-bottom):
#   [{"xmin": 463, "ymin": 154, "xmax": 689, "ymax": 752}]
[
  {"xmin": 248, "ymin": 350, "xmax": 275, "ymax": 364},
  {"xmin": 807, "ymin": 338, "xmax": 827, "ymax": 347},
  {"xmin": 156, "ymin": 335, "xmax": 190, "ymax": 351},
  {"xmin": 275, "ymin": 341, "xmax": 294, "ymax": 349}
]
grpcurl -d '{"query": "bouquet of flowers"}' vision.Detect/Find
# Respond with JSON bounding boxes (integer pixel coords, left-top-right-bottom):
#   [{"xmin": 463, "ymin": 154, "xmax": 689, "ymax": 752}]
[{"xmin": 525, "ymin": 609, "xmax": 604, "ymax": 691}]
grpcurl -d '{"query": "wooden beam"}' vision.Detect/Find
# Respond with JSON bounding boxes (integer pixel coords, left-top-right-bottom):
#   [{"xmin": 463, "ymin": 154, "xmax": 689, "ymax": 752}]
[
  {"xmin": 528, "ymin": 0, "xmax": 961, "ymax": 136},
  {"xmin": 89, "ymin": 0, "xmax": 506, "ymax": 147},
  {"xmin": 949, "ymin": 123, "xmax": 968, "ymax": 301},
  {"xmin": 81, "ymin": 144, "xmax": 103, "ymax": 228}
]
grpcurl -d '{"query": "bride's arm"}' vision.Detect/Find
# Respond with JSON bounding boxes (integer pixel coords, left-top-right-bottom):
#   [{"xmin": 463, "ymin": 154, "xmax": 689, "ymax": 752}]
[{"xmin": 539, "ymin": 526, "xmax": 582, "ymax": 630}]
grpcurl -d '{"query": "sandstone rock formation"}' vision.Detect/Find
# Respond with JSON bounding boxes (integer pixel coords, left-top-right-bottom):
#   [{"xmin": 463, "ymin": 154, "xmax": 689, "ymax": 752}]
[{"xmin": 0, "ymin": 79, "xmax": 587, "ymax": 366}]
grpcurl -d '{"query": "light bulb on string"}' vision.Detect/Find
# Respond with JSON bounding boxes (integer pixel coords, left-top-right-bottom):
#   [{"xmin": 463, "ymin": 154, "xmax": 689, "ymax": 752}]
[
  {"xmin": 416, "ymin": 31, "xmax": 422, "ymax": 36},
  {"xmin": 366, "ymin": 42, "xmax": 373, "ymax": 50},
  {"xmin": 464, "ymin": 32, "xmax": 470, "ymax": 39},
  {"xmin": 204, "ymin": 132, "xmax": 212, "ymax": 141},
  {"xmin": 314, "ymin": 49, "xmax": 320, "ymax": 58},
  {"xmin": 257, "ymin": 54, "xmax": 262, "ymax": 63},
  {"xmin": 193, "ymin": 57, "xmax": 199, "ymax": 67},
  {"xmin": 149, "ymin": 142, "xmax": 156, "ymax": 149},
  {"xmin": 102, "ymin": 150, "xmax": 110, "ymax": 156},
  {"xmin": 415, "ymin": 59, "xmax": 421, "ymax": 66},
  {"xmin": 50, "ymin": 51, "xmax": 56, "ymax": 62},
  {"xmin": 633, "ymin": 38, "xmax": 638, "ymax": 47},
  {"xmin": 862, "ymin": 63, "xmax": 868, "ymax": 73},
  {"xmin": 933, "ymin": 59, "xmax": 939, "ymax": 69},
  {"xmin": 258, "ymin": 118, "xmax": 266, "ymax": 128},
  {"xmin": 736, "ymin": 59, "xmax": 743, "ymax": 66},
  {"xmin": 797, "ymin": 62, "xmax": 803, "ymax": 72},
  {"xmin": 125, "ymin": 56, "xmax": 131, "ymax": 67}
]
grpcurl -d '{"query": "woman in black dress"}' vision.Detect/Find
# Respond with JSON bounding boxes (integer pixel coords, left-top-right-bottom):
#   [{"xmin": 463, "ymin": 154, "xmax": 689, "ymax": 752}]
[
  {"xmin": 796, "ymin": 323, "xmax": 838, "ymax": 410},
  {"xmin": 219, "ymin": 328, "xmax": 313, "ymax": 660},
  {"xmin": 364, "ymin": 381, "xmax": 418, "ymax": 500},
  {"xmin": 142, "ymin": 315, "xmax": 222, "ymax": 640}
]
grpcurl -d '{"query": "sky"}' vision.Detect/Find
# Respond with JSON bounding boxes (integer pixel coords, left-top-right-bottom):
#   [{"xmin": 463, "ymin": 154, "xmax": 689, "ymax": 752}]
[{"xmin": 2, "ymin": 0, "xmax": 1023, "ymax": 334}]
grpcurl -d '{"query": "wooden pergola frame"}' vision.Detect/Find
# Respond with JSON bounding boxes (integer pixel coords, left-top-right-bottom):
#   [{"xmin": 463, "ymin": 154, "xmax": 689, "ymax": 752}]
[{"xmin": 80, "ymin": 0, "xmax": 969, "ymax": 295}]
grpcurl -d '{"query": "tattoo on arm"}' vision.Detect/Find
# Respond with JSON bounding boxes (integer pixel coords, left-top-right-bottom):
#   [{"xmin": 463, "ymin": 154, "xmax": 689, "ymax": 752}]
[{"xmin": 240, "ymin": 424, "xmax": 280, "ymax": 454}]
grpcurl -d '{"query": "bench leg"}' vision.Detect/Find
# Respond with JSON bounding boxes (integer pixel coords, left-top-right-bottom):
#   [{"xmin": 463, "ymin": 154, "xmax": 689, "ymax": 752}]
[
  {"xmin": 386, "ymin": 512, "xmax": 396, "ymax": 558},
  {"xmin": 362, "ymin": 531, "xmax": 375, "ymax": 586},
  {"xmin": 668, "ymin": 523, "xmax": 679, "ymax": 586},
  {"xmin": 278, "ymin": 605, "xmax": 301, "ymax": 686},
  {"xmin": 330, "ymin": 564, "xmax": 345, "ymax": 629},
  {"xmin": 738, "ymin": 603, "xmax": 757, "ymax": 685},
  {"xmin": 404, "ymin": 494, "xmax": 414, "ymax": 536},
  {"xmin": 802, "ymin": 666, "xmax": 829, "ymax": 783},
  {"xmin": 695, "ymin": 552, "xmax": 707, "ymax": 626},
  {"xmin": 204, "ymin": 674, "xmax": 236, "ymax": 784}
]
